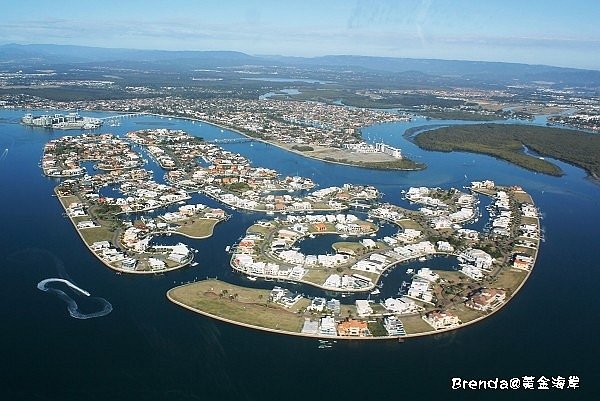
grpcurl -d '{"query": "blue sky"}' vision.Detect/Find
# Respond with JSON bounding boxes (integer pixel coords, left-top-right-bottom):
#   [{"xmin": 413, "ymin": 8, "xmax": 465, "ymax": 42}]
[{"xmin": 1, "ymin": 0, "xmax": 599, "ymax": 69}]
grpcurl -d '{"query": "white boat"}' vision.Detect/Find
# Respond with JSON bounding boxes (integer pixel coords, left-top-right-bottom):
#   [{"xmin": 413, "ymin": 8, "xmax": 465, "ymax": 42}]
[
  {"xmin": 246, "ymin": 276, "xmax": 257, "ymax": 281},
  {"xmin": 370, "ymin": 289, "xmax": 381, "ymax": 295},
  {"xmin": 339, "ymin": 234, "xmax": 349, "ymax": 239},
  {"xmin": 191, "ymin": 262, "xmax": 199, "ymax": 266},
  {"xmin": 225, "ymin": 245, "xmax": 231, "ymax": 252}
]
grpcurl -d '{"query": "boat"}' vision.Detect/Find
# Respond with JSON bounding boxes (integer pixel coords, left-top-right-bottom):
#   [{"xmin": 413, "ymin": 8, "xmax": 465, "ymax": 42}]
[
  {"xmin": 225, "ymin": 245, "xmax": 231, "ymax": 252},
  {"xmin": 370, "ymin": 289, "xmax": 381, "ymax": 295},
  {"xmin": 191, "ymin": 262, "xmax": 199, "ymax": 267},
  {"xmin": 339, "ymin": 234, "xmax": 349, "ymax": 239},
  {"xmin": 418, "ymin": 256, "xmax": 426, "ymax": 262},
  {"xmin": 246, "ymin": 276, "xmax": 257, "ymax": 281}
]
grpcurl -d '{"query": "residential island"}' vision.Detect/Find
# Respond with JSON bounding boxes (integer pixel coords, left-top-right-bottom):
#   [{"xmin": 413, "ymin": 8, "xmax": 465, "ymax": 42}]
[
  {"xmin": 168, "ymin": 180, "xmax": 541, "ymax": 340},
  {"xmin": 42, "ymin": 125, "xmax": 541, "ymax": 339},
  {"xmin": 43, "ymin": 133, "xmax": 229, "ymax": 273}
]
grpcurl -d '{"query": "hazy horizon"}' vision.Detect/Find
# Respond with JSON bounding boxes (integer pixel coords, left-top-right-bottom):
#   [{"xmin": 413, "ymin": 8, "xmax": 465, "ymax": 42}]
[{"xmin": 1, "ymin": 0, "xmax": 599, "ymax": 70}]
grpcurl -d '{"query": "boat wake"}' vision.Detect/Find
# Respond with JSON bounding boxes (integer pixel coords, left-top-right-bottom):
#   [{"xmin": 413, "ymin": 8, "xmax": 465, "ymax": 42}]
[{"xmin": 37, "ymin": 278, "xmax": 113, "ymax": 319}]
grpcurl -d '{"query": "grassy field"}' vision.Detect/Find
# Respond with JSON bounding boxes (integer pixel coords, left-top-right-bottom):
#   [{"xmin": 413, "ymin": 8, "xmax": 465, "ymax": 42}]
[
  {"xmin": 79, "ymin": 225, "xmax": 113, "ymax": 245},
  {"xmin": 57, "ymin": 194, "xmax": 80, "ymax": 209},
  {"xmin": 486, "ymin": 269, "xmax": 527, "ymax": 292},
  {"xmin": 277, "ymin": 142, "xmax": 424, "ymax": 171},
  {"xmin": 168, "ymin": 280, "xmax": 306, "ymax": 332},
  {"xmin": 446, "ymin": 303, "xmax": 485, "ymax": 323},
  {"xmin": 303, "ymin": 268, "xmax": 336, "ymax": 285},
  {"xmin": 396, "ymin": 218, "xmax": 426, "ymax": 231},
  {"xmin": 401, "ymin": 315, "xmax": 433, "ymax": 334},
  {"xmin": 175, "ymin": 218, "xmax": 219, "ymax": 238},
  {"xmin": 414, "ymin": 124, "xmax": 600, "ymax": 178},
  {"xmin": 436, "ymin": 270, "xmax": 470, "ymax": 284},
  {"xmin": 332, "ymin": 241, "xmax": 367, "ymax": 255},
  {"xmin": 247, "ymin": 224, "xmax": 273, "ymax": 236},
  {"xmin": 512, "ymin": 191, "xmax": 533, "ymax": 204}
]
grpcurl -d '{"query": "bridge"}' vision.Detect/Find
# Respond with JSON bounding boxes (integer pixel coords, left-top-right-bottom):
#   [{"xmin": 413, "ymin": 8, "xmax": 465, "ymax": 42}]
[
  {"xmin": 98, "ymin": 112, "xmax": 149, "ymax": 121},
  {"xmin": 206, "ymin": 138, "xmax": 257, "ymax": 144}
]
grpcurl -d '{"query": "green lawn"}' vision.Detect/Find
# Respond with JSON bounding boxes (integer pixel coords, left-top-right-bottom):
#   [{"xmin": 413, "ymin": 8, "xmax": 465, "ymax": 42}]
[
  {"xmin": 401, "ymin": 315, "xmax": 433, "ymax": 334},
  {"xmin": 446, "ymin": 303, "xmax": 485, "ymax": 323},
  {"xmin": 175, "ymin": 218, "xmax": 219, "ymax": 238},
  {"xmin": 397, "ymin": 218, "xmax": 425, "ymax": 231},
  {"xmin": 485, "ymin": 269, "xmax": 527, "ymax": 292},
  {"xmin": 79, "ymin": 225, "xmax": 113, "ymax": 245},
  {"xmin": 169, "ymin": 280, "xmax": 306, "ymax": 332}
]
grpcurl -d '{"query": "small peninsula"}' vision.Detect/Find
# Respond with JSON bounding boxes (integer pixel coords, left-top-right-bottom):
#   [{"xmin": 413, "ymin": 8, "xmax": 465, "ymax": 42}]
[{"xmin": 413, "ymin": 124, "xmax": 600, "ymax": 179}]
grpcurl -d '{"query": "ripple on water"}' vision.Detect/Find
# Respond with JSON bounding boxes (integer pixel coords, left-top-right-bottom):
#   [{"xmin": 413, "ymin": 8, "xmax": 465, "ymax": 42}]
[{"xmin": 37, "ymin": 278, "xmax": 113, "ymax": 319}]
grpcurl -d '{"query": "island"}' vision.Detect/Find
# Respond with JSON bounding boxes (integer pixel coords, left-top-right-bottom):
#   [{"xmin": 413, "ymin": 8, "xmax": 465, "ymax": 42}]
[
  {"xmin": 43, "ymin": 133, "xmax": 229, "ymax": 273},
  {"xmin": 413, "ymin": 123, "xmax": 600, "ymax": 180},
  {"xmin": 41, "ymin": 128, "xmax": 395, "ymax": 273},
  {"xmin": 168, "ymin": 180, "xmax": 542, "ymax": 339}
]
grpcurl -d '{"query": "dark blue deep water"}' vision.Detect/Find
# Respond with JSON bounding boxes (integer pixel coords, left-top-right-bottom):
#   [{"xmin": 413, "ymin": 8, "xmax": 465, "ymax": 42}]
[{"xmin": 0, "ymin": 110, "xmax": 597, "ymax": 400}]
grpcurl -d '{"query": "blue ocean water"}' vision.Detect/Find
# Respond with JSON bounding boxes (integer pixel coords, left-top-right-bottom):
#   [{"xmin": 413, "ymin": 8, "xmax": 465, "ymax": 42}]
[{"xmin": 0, "ymin": 109, "xmax": 597, "ymax": 400}]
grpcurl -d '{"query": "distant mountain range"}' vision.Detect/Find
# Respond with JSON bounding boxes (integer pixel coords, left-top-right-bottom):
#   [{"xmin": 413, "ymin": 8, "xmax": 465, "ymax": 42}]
[{"xmin": 1, "ymin": 43, "xmax": 599, "ymax": 87}]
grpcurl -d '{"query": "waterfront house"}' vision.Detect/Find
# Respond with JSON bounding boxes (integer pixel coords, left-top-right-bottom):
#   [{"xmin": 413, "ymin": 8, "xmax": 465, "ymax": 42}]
[
  {"xmin": 513, "ymin": 254, "xmax": 533, "ymax": 270},
  {"xmin": 323, "ymin": 274, "xmax": 342, "ymax": 289},
  {"xmin": 459, "ymin": 248, "xmax": 493, "ymax": 270},
  {"xmin": 407, "ymin": 279, "xmax": 434, "ymax": 303},
  {"xmin": 466, "ymin": 288, "xmax": 507, "ymax": 311},
  {"xmin": 459, "ymin": 264, "xmax": 484, "ymax": 281},
  {"xmin": 326, "ymin": 299, "xmax": 341, "ymax": 315},
  {"xmin": 319, "ymin": 316, "xmax": 338, "ymax": 336},
  {"xmin": 423, "ymin": 311, "xmax": 461, "ymax": 330},
  {"xmin": 415, "ymin": 268, "xmax": 439, "ymax": 282},
  {"xmin": 355, "ymin": 300, "xmax": 373, "ymax": 317},
  {"xmin": 301, "ymin": 319, "xmax": 319, "ymax": 335},
  {"xmin": 384, "ymin": 316, "xmax": 406, "ymax": 336},
  {"xmin": 308, "ymin": 297, "xmax": 327, "ymax": 313},
  {"xmin": 337, "ymin": 319, "xmax": 370, "ymax": 337},
  {"xmin": 382, "ymin": 297, "xmax": 419, "ymax": 314}
]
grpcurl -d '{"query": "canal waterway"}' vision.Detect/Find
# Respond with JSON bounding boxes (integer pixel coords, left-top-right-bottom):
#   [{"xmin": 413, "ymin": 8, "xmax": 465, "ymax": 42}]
[{"xmin": 0, "ymin": 109, "xmax": 597, "ymax": 400}]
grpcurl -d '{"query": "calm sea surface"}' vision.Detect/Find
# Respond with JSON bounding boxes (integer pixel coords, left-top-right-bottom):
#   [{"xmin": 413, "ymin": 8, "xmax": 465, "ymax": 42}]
[{"xmin": 0, "ymin": 109, "xmax": 597, "ymax": 400}]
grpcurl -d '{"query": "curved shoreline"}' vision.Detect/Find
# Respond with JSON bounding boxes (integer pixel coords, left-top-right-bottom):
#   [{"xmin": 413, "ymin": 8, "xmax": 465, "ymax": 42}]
[
  {"xmin": 123, "ymin": 111, "xmax": 425, "ymax": 172},
  {"xmin": 230, "ymin": 249, "xmax": 460, "ymax": 294},
  {"xmin": 411, "ymin": 124, "xmax": 600, "ymax": 182},
  {"xmin": 54, "ymin": 188, "xmax": 196, "ymax": 275},
  {"xmin": 167, "ymin": 187, "xmax": 541, "ymax": 340},
  {"xmin": 167, "ymin": 256, "xmax": 536, "ymax": 340}
]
